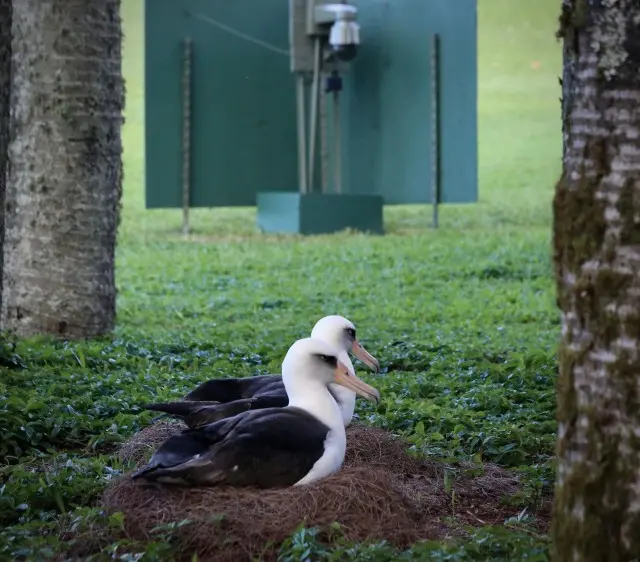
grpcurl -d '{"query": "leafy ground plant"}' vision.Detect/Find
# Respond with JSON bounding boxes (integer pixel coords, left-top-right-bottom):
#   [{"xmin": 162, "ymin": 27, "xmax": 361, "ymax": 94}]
[
  {"xmin": 278, "ymin": 523, "xmax": 549, "ymax": 562},
  {"xmin": 0, "ymin": 0, "xmax": 561, "ymax": 559}
]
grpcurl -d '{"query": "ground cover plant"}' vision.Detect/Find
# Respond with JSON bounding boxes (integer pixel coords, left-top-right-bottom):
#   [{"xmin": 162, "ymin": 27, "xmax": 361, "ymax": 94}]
[{"xmin": 0, "ymin": 0, "xmax": 561, "ymax": 559}]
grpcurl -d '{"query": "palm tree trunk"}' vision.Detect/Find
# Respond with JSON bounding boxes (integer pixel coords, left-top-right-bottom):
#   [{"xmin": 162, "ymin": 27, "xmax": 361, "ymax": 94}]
[
  {"xmin": 1, "ymin": 0, "xmax": 124, "ymax": 338},
  {"xmin": 0, "ymin": 0, "xmax": 11, "ymax": 311},
  {"xmin": 552, "ymin": 1, "xmax": 640, "ymax": 560}
]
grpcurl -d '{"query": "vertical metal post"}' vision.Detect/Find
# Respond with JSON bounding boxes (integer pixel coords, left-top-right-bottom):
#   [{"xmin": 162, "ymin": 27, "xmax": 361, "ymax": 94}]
[
  {"xmin": 308, "ymin": 38, "xmax": 322, "ymax": 192},
  {"xmin": 430, "ymin": 33, "xmax": 441, "ymax": 229},
  {"xmin": 320, "ymin": 78, "xmax": 329, "ymax": 194},
  {"xmin": 296, "ymin": 74, "xmax": 308, "ymax": 193},
  {"xmin": 332, "ymin": 89, "xmax": 342, "ymax": 194},
  {"xmin": 181, "ymin": 37, "xmax": 193, "ymax": 237}
]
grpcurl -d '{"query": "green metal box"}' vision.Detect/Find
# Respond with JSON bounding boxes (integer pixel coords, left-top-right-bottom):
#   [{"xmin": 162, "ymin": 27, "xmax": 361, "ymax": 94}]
[{"xmin": 257, "ymin": 193, "xmax": 384, "ymax": 235}]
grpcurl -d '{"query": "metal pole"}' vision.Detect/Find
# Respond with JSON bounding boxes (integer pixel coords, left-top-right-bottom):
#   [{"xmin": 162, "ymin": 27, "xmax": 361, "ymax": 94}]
[
  {"xmin": 181, "ymin": 37, "xmax": 193, "ymax": 237},
  {"xmin": 308, "ymin": 38, "xmax": 322, "ymax": 192},
  {"xmin": 296, "ymin": 74, "xmax": 308, "ymax": 193},
  {"xmin": 333, "ymin": 88, "xmax": 342, "ymax": 194},
  {"xmin": 320, "ymin": 79, "xmax": 329, "ymax": 194},
  {"xmin": 430, "ymin": 33, "xmax": 441, "ymax": 229}
]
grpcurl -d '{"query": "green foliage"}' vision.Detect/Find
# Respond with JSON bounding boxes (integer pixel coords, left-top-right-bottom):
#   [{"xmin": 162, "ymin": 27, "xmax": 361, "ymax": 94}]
[
  {"xmin": 0, "ymin": 453, "xmax": 126, "ymax": 527},
  {"xmin": 0, "ymin": 0, "xmax": 562, "ymax": 559},
  {"xmin": 278, "ymin": 523, "xmax": 549, "ymax": 561},
  {"xmin": 0, "ymin": 507, "xmax": 174, "ymax": 561},
  {"xmin": 364, "ymin": 345, "xmax": 557, "ymax": 467}
]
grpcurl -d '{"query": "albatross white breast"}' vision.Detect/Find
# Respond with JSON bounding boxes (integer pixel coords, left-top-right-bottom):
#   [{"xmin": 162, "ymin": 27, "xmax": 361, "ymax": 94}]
[{"xmin": 132, "ymin": 337, "xmax": 381, "ymax": 488}]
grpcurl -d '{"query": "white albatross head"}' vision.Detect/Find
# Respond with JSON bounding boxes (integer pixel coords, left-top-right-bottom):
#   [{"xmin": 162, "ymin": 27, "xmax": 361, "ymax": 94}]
[
  {"xmin": 310, "ymin": 315, "xmax": 380, "ymax": 373},
  {"xmin": 281, "ymin": 337, "xmax": 381, "ymax": 407}
]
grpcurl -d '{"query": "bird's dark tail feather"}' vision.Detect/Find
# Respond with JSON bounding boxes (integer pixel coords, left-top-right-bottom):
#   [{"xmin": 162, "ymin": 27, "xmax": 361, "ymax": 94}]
[
  {"xmin": 149, "ymin": 412, "xmax": 169, "ymax": 424},
  {"xmin": 131, "ymin": 465, "xmax": 152, "ymax": 480},
  {"xmin": 143, "ymin": 400, "xmax": 221, "ymax": 419}
]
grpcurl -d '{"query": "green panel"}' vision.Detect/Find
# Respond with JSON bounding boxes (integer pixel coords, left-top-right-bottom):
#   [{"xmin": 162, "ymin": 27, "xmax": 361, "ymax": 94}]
[
  {"xmin": 257, "ymin": 193, "xmax": 384, "ymax": 235},
  {"xmin": 341, "ymin": 0, "xmax": 478, "ymax": 204},
  {"xmin": 145, "ymin": 0, "xmax": 298, "ymax": 208},
  {"xmin": 145, "ymin": 0, "xmax": 186, "ymax": 208},
  {"xmin": 432, "ymin": 0, "xmax": 478, "ymax": 203}
]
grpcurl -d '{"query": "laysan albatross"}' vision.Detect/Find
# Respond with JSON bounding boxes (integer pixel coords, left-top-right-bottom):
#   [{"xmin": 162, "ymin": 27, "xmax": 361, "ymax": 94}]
[
  {"xmin": 145, "ymin": 315, "xmax": 380, "ymax": 428},
  {"xmin": 132, "ymin": 337, "xmax": 381, "ymax": 488}
]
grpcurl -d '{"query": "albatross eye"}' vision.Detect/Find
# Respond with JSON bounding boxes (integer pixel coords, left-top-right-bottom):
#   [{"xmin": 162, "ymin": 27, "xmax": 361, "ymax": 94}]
[
  {"xmin": 317, "ymin": 354, "xmax": 338, "ymax": 367},
  {"xmin": 346, "ymin": 327, "xmax": 356, "ymax": 339}
]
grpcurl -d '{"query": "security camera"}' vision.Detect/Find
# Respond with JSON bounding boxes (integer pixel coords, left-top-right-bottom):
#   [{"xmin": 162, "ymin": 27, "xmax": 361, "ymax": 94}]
[
  {"xmin": 327, "ymin": 4, "xmax": 359, "ymax": 62},
  {"xmin": 312, "ymin": 3, "xmax": 360, "ymax": 62}
]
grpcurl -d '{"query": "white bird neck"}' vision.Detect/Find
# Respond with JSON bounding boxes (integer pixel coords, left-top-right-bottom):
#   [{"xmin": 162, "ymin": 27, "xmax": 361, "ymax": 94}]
[
  {"xmin": 287, "ymin": 381, "xmax": 346, "ymax": 434},
  {"xmin": 327, "ymin": 351, "xmax": 356, "ymax": 426},
  {"xmin": 327, "ymin": 383, "xmax": 356, "ymax": 426},
  {"xmin": 291, "ymin": 382, "xmax": 349, "ymax": 487},
  {"xmin": 338, "ymin": 350, "xmax": 355, "ymax": 375}
]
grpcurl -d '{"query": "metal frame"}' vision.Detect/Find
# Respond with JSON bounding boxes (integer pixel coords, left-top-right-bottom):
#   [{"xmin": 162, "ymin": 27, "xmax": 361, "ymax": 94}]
[
  {"xmin": 181, "ymin": 37, "xmax": 193, "ymax": 236},
  {"xmin": 431, "ymin": 33, "xmax": 441, "ymax": 228}
]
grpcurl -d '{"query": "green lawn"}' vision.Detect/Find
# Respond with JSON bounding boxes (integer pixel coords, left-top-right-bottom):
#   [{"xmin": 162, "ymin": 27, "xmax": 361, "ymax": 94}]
[{"xmin": 0, "ymin": 0, "xmax": 561, "ymax": 560}]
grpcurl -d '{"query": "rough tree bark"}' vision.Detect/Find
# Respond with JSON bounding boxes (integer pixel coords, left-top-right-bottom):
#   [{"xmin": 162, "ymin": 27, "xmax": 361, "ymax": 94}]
[
  {"xmin": 2, "ymin": 1, "xmax": 124, "ymax": 338},
  {"xmin": 553, "ymin": 1, "xmax": 640, "ymax": 560},
  {"xmin": 0, "ymin": 0, "xmax": 11, "ymax": 311}
]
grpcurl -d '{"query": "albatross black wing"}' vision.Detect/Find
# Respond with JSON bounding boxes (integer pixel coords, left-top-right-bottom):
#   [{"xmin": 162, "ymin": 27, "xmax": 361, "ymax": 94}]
[
  {"xmin": 144, "ymin": 391, "xmax": 289, "ymax": 428},
  {"xmin": 132, "ymin": 407, "xmax": 330, "ymax": 488},
  {"xmin": 132, "ymin": 411, "xmax": 254, "ymax": 484},
  {"xmin": 147, "ymin": 375, "xmax": 286, "ymax": 425},
  {"xmin": 184, "ymin": 374, "xmax": 284, "ymax": 401}
]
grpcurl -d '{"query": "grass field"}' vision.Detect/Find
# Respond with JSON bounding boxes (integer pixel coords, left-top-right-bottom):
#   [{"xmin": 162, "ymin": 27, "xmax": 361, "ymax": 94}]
[{"xmin": 0, "ymin": 0, "xmax": 562, "ymax": 560}]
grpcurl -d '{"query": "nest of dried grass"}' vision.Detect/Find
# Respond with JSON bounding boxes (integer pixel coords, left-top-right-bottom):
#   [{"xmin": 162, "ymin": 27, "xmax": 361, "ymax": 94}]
[
  {"xmin": 118, "ymin": 420, "xmax": 185, "ymax": 466},
  {"xmin": 88, "ymin": 422, "xmax": 550, "ymax": 562}
]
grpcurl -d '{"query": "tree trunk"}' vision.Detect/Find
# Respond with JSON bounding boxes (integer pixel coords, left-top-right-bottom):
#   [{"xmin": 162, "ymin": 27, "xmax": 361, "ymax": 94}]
[
  {"xmin": 2, "ymin": 1, "xmax": 124, "ymax": 338},
  {"xmin": 552, "ymin": 1, "xmax": 640, "ymax": 560},
  {"xmin": 0, "ymin": 0, "xmax": 11, "ymax": 312}
]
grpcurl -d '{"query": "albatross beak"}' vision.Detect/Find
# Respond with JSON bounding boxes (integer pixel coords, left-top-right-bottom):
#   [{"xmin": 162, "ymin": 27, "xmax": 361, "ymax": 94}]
[
  {"xmin": 351, "ymin": 339, "xmax": 380, "ymax": 373},
  {"xmin": 334, "ymin": 360, "xmax": 381, "ymax": 404}
]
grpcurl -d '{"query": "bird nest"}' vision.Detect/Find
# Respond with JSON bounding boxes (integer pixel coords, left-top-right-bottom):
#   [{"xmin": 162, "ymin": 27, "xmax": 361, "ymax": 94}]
[{"xmin": 80, "ymin": 422, "xmax": 550, "ymax": 561}]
